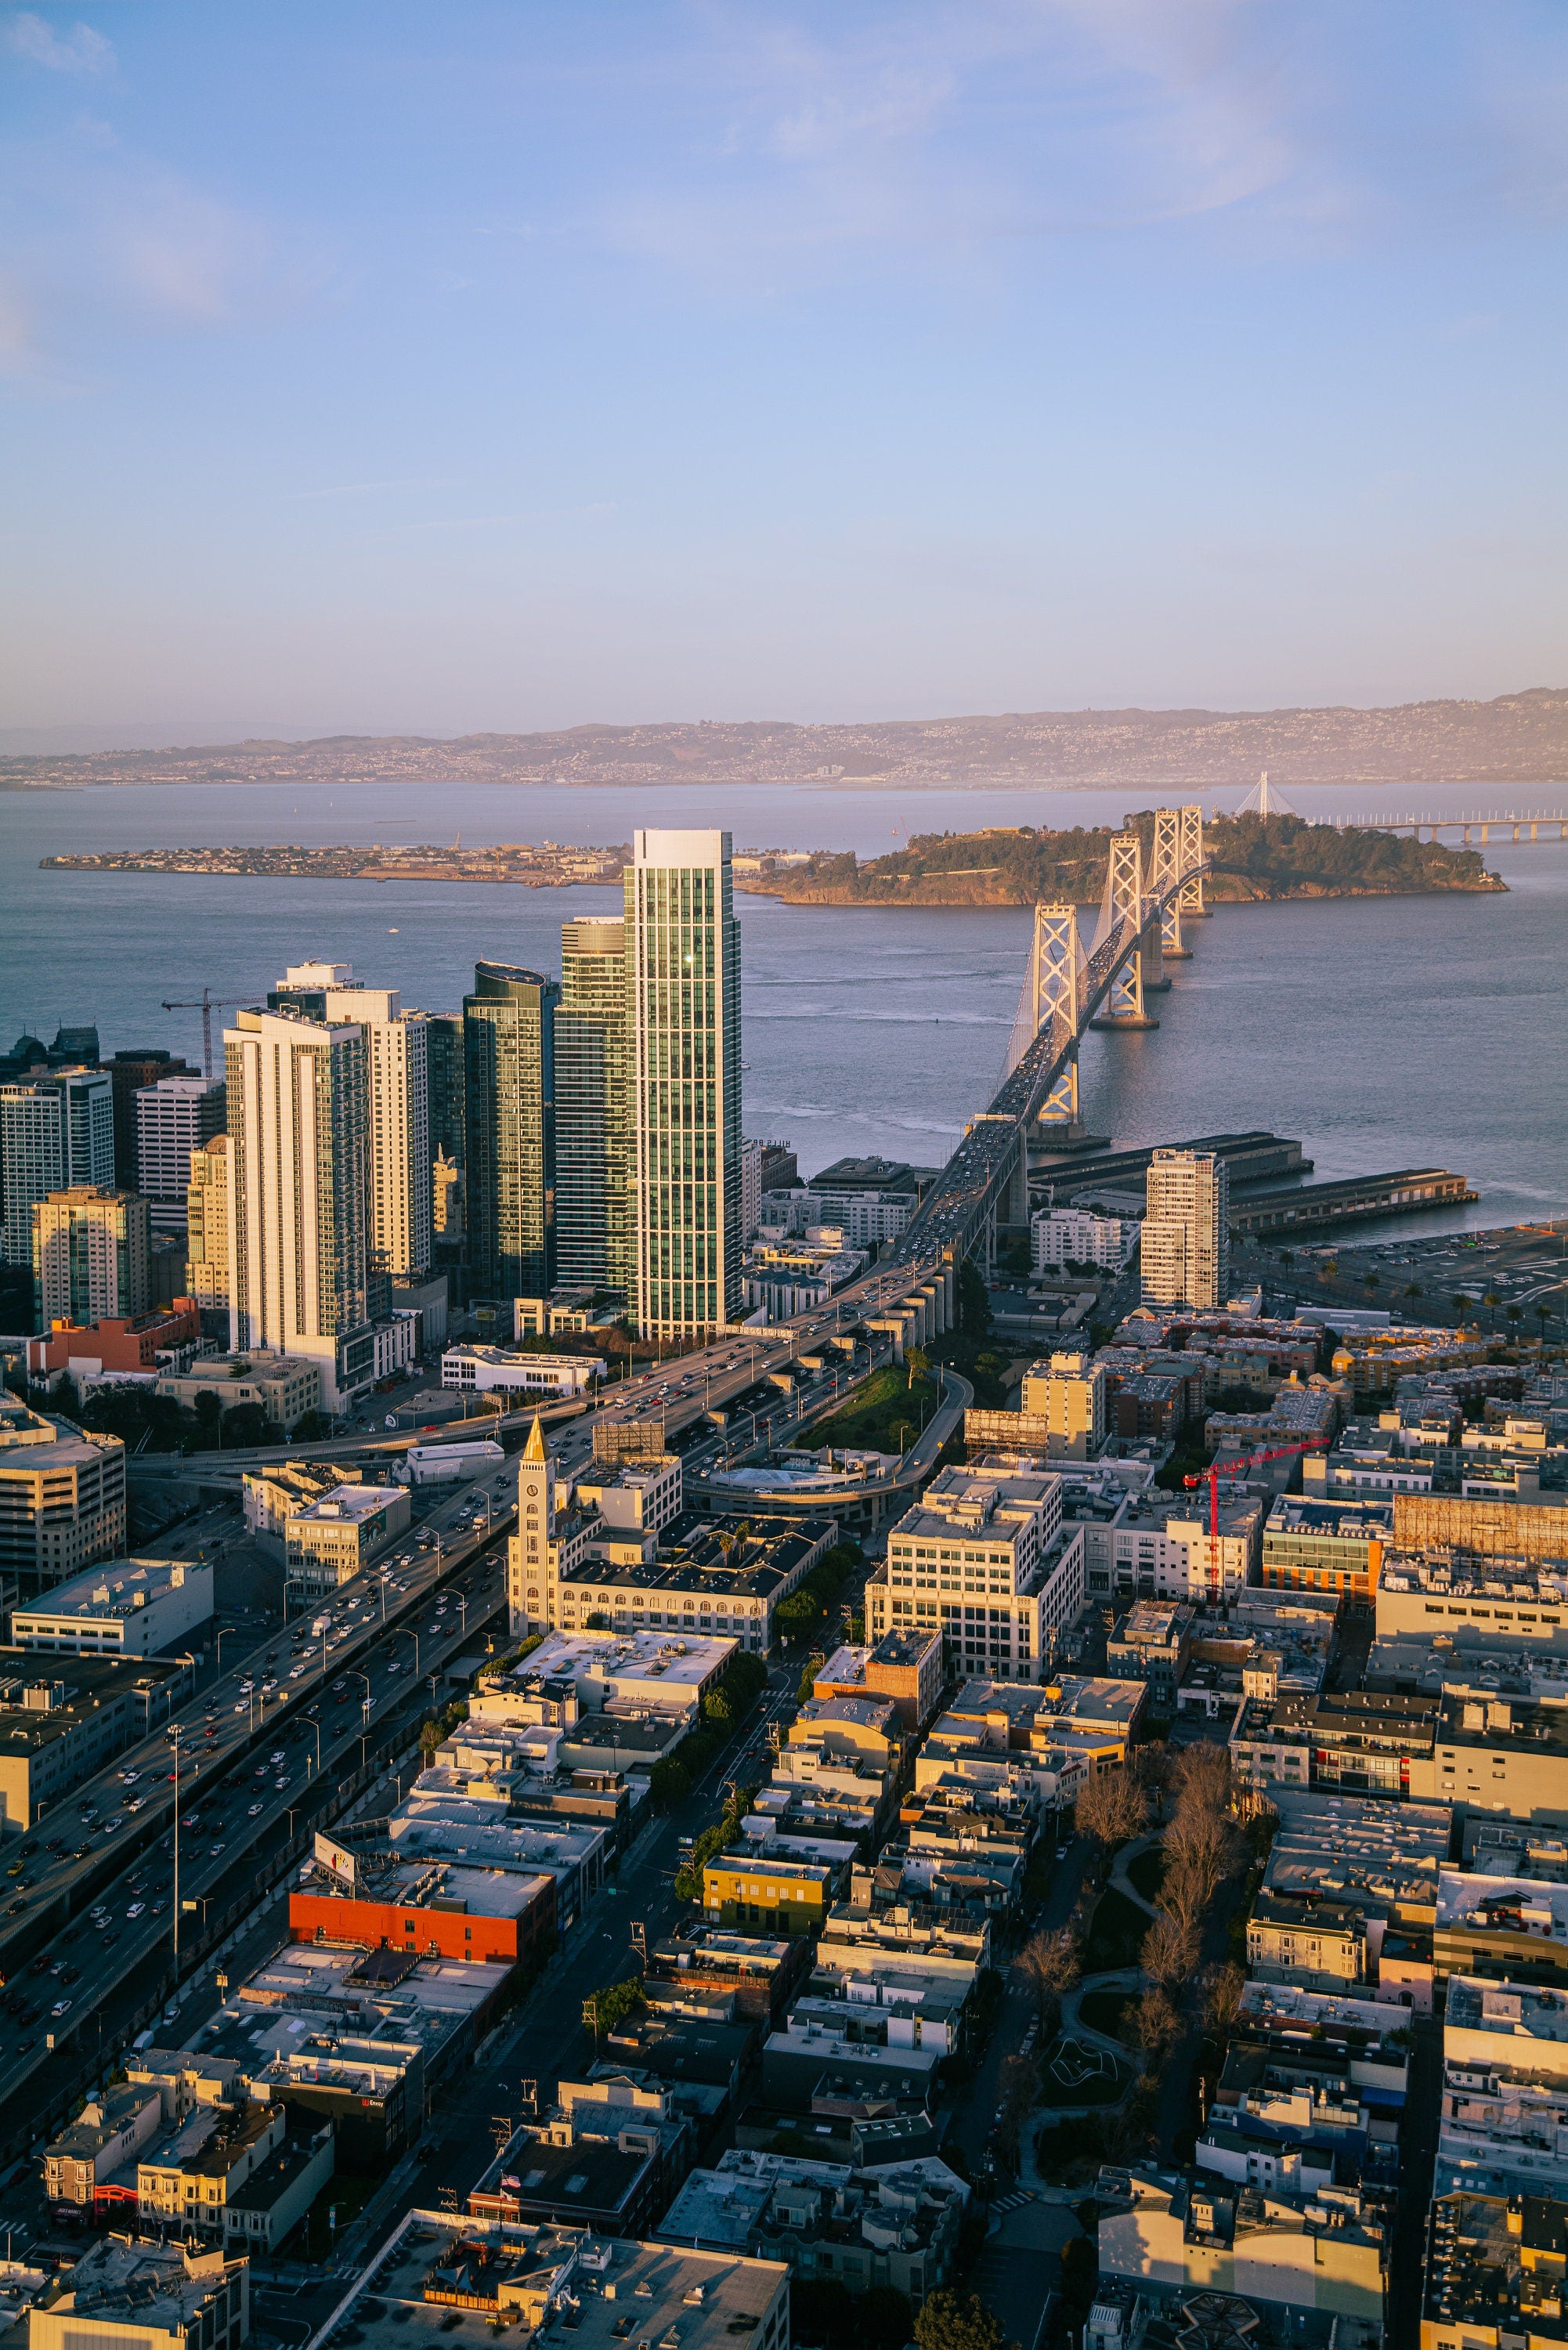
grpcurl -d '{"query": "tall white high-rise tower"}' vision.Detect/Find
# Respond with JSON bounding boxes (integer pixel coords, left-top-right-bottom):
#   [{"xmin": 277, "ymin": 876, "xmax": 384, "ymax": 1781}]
[{"xmin": 1140, "ymin": 1149, "xmax": 1229, "ymax": 1311}]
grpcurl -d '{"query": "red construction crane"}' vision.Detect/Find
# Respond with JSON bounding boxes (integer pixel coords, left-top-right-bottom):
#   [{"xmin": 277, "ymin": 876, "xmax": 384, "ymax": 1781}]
[{"xmin": 1183, "ymin": 1438, "xmax": 1329, "ymax": 1539}]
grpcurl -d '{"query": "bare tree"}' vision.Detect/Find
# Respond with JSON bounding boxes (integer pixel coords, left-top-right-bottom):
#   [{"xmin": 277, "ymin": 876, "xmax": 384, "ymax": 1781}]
[
  {"xmin": 1129, "ymin": 1987, "xmax": 1180, "ymax": 2064},
  {"xmin": 1163, "ymin": 1802, "xmax": 1241, "ymax": 1914},
  {"xmin": 1134, "ymin": 1741, "xmax": 1174, "ymax": 1824},
  {"xmin": 1075, "ymin": 1766, "xmax": 1147, "ymax": 1853},
  {"xmin": 1198, "ymin": 1961, "xmax": 1247, "ymax": 2036},
  {"xmin": 1171, "ymin": 1742, "xmax": 1234, "ymax": 1819},
  {"xmin": 1158, "ymin": 1857, "xmax": 1207, "ymax": 1933},
  {"xmin": 1140, "ymin": 1910, "xmax": 1199, "ymax": 1991},
  {"xmin": 1017, "ymin": 1927, "xmax": 1081, "ymax": 2030}
]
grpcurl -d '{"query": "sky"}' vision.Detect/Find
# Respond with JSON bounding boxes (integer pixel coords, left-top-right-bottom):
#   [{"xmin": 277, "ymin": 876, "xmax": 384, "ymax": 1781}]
[{"xmin": 2, "ymin": 0, "xmax": 1566, "ymax": 743}]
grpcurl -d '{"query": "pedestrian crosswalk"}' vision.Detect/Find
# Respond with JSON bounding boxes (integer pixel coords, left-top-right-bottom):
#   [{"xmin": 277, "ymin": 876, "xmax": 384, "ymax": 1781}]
[{"xmin": 991, "ymin": 2189, "xmax": 1037, "ymax": 2212}]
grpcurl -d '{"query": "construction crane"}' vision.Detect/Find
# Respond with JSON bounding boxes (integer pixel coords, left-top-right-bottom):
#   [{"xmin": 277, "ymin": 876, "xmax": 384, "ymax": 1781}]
[
  {"xmin": 1182, "ymin": 1437, "xmax": 1329, "ymax": 1589},
  {"xmin": 159, "ymin": 989, "xmax": 252, "ymax": 1083}
]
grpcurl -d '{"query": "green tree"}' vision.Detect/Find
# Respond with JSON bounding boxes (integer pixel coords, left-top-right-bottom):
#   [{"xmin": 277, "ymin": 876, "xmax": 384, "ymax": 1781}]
[
  {"xmin": 1507, "ymin": 1303, "xmax": 1523, "ymax": 1342},
  {"xmin": 1454, "ymin": 1295, "xmax": 1473, "ymax": 1326},
  {"xmin": 418, "ymin": 1718, "xmax": 445, "ymax": 1762},
  {"xmin": 906, "ymin": 1344, "xmax": 930, "ymax": 1391},
  {"xmin": 292, "ymin": 1409, "xmax": 331, "ymax": 1441},
  {"xmin": 1484, "ymin": 1290, "xmax": 1501, "ymax": 1331},
  {"xmin": 1362, "ymin": 1271, "xmax": 1380, "ymax": 1297},
  {"xmin": 914, "ymin": 2289, "xmax": 1015, "ymax": 2350},
  {"xmin": 582, "ymin": 1973, "xmax": 644, "ymax": 2044},
  {"xmin": 584, "ymin": 1611, "xmax": 611, "ymax": 1630},
  {"xmin": 648, "ymin": 1757, "xmax": 690, "ymax": 1808},
  {"xmin": 859, "ymin": 2287, "xmax": 916, "ymax": 2350},
  {"xmin": 193, "ymin": 1389, "xmax": 224, "ymax": 1445}
]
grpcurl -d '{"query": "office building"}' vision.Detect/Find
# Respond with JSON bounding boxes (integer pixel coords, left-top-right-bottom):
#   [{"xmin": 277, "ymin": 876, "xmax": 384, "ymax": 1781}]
[
  {"xmin": 865, "ymin": 1463, "xmax": 1086, "ymax": 1681},
  {"xmin": 134, "ymin": 1076, "xmax": 226, "ymax": 1236},
  {"xmin": 1140, "ymin": 1148, "xmax": 1229, "ymax": 1311},
  {"xmin": 271, "ymin": 964, "xmax": 432, "ymax": 1282},
  {"xmin": 186, "ymin": 1133, "xmax": 229, "ymax": 1310},
  {"xmin": 0, "ymin": 1393, "xmax": 127, "ymax": 1597},
  {"xmin": 627, "ymin": 829, "xmax": 743, "ymax": 1339},
  {"xmin": 0, "ymin": 1066, "xmax": 114, "ymax": 1268},
  {"xmin": 555, "ymin": 917, "xmax": 633, "ymax": 1298},
  {"xmin": 1375, "ymin": 1551, "xmax": 1568, "ymax": 1642},
  {"xmin": 155, "ymin": 1352, "xmax": 322, "ymax": 1430},
  {"xmin": 223, "ymin": 1005, "xmax": 373, "ymax": 1410},
  {"xmin": 1097, "ymin": 2167, "xmax": 1387, "ymax": 2325},
  {"xmin": 441, "ymin": 1343, "xmax": 603, "ymax": 1397},
  {"xmin": 1422, "ymin": 2188, "xmax": 1568, "ymax": 2350},
  {"xmin": 464, "ymin": 960, "xmax": 558, "ymax": 1303},
  {"xmin": 32, "ymin": 1186, "xmax": 151, "ymax": 1325},
  {"xmin": 545, "ymin": 1506, "xmax": 836, "ymax": 1654},
  {"xmin": 105, "ymin": 1049, "xmax": 196, "ymax": 1187},
  {"xmin": 13, "ymin": 1554, "xmax": 212, "ymax": 1658},
  {"xmin": 1394, "ymin": 1488, "xmax": 1568, "ymax": 1565},
  {"xmin": 284, "ymin": 1484, "xmax": 410, "ymax": 1609},
  {"xmin": 1262, "ymin": 1495, "xmax": 1393, "ymax": 1605}
]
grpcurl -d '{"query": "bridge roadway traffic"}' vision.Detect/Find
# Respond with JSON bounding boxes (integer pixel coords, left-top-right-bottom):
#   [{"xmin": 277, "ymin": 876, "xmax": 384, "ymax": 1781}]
[{"xmin": 894, "ymin": 855, "xmax": 1211, "ymax": 1266}]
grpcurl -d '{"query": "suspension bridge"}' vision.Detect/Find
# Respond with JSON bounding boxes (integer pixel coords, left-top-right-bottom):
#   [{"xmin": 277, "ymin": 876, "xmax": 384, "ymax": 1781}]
[{"xmin": 893, "ymin": 805, "xmax": 1211, "ymax": 1265}]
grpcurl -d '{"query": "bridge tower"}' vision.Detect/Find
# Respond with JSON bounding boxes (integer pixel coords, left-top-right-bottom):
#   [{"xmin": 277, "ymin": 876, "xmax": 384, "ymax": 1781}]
[
  {"xmin": 1025, "ymin": 904, "xmax": 1085, "ymax": 1131},
  {"xmin": 1178, "ymin": 803, "xmax": 1208, "ymax": 917},
  {"xmin": 1151, "ymin": 808, "xmax": 1192, "ymax": 960},
  {"xmin": 1090, "ymin": 832, "xmax": 1160, "ymax": 1029}
]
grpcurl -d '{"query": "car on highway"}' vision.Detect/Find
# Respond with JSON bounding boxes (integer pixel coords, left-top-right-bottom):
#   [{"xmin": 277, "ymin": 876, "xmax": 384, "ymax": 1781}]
[
  {"xmin": 50, "ymin": 1999, "xmax": 71, "ymax": 2018},
  {"xmin": 126, "ymin": 1902, "xmax": 145, "ymax": 1919},
  {"xmin": 248, "ymin": 1802, "xmax": 264, "ymax": 1816}
]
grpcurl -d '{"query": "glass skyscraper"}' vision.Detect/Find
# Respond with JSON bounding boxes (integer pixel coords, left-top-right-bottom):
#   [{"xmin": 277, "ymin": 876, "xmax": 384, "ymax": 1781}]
[
  {"xmin": 555, "ymin": 917, "xmax": 633, "ymax": 1301},
  {"xmin": 463, "ymin": 961, "xmax": 558, "ymax": 1304},
  {"xmin": 627, "ymin": 830, "xmax": 742, "ymax": 1337}
]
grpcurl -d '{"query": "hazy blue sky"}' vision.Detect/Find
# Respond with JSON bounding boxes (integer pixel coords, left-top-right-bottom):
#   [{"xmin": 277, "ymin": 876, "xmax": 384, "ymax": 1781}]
[{"xmin": 3, "ymin": 1, "xmax": 1565, "ymax": 740}]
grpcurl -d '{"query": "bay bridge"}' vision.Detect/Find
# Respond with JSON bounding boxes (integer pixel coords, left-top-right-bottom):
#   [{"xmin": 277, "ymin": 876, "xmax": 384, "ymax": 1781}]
[
  {"xmin": 892, "ymin": 804, "xmax": 1211, "ymax": 1267},
  {"xmin": 1330, "ymin": 808, "xmax": 1567, "ymax": 845}
]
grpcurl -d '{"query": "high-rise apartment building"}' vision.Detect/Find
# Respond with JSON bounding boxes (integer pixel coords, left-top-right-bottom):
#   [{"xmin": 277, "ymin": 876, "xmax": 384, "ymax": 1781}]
[
  {"xmin": 105, "ymin": 1050, "xmax": 194, "ymax": 1187},
  {"xmin": 134, "ymin": 1076, "xmax": 226, "ymax": 1235},
  {"xmin": 627, "ymin": 829, "xmax": 742, "ymax": 1338},
  {"xmin": 555, "ymin": 917, "xmax": 633, "ymax": 1300},
  {"xmin": 271, "ymin": 964, "xmax": 432, "ymax": 1282},
  {"xmin": 464, "ymin": 962, "xmax": 558, "ymax": 1303},
  {"xmin": 33, "ymin": 1186, "xmax": 152, "ymax": 1325},
  {"xmin": 1140, "ymin": 1148, "xmax": 1229, "ymax": 1311},
  {"xmin": 0, "ymin": 1067, "xmax": 115, "ymax": 1267},
  {"xmin": 185, "ymin": 1134, "xmax": 229, "ymax": 1311},
  {"xmin": 223, "ymin": 1006, "xmax": 374, "ymax": 1408}
]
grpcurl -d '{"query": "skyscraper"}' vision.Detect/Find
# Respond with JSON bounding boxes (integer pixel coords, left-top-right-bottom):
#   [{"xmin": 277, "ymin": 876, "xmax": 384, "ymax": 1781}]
[
  {"xmin": 627, "ymin": 829, "xmax": 742, "ymax": 1338},
  {"xmin": 185, "ymin": 1134, "xmax": 229, "ymax": 1313},
  {"xmin": 555, "ymin": 916, "xmax": 633, "ymax": 1300},
  {"xmin": 425, "ymin": 1010, "xmax": 467, "ymax": 1282},
  {"xmin": 0, "ymin": 1066, "xmax": 115, "ymax": 1268},
  {"xmin": 33, "ymin": 1186, "xmax": 151, "ymax": 1325},
  {"xmin": 1140, "ymin": 1149, "xmax": 1230, "ymax": 1311},
  {"xmin": 223, "ymin": 1006, "xmax": 374, "ymax": 1408},
  {"xmin": 271, "ymin": 963, "xmax": 432, "ymax": 1281},
  {"xmin": 134, "ymin": 1074, "xmax": 226, "ymax": 1235},
  {"xmin": 464, "ymin": 961, "xmax": 558, "ymax": 1303}
]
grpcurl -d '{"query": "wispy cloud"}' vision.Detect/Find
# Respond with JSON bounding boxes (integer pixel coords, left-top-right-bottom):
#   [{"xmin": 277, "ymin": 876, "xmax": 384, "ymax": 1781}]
[
  {"xmin": 7, "ymin": 12, "xmax": 113, "ymax": 73},
  {"xmin": 1, "ymin": 121, "xmax": 331, "ymax": 372}
]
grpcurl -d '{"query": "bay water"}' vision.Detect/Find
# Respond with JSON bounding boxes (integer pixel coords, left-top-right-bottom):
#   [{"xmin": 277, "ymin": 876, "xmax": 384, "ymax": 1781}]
[{"xmin": 2, "ymin": 775, "xmax": 1563, "ymax": 1237}]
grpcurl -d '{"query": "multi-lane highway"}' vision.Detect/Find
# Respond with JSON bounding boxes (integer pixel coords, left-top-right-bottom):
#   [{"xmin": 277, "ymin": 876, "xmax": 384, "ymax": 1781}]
[{"xmin": 0, "ymin": 1471, "xmax": 518, "ymax": 2105}]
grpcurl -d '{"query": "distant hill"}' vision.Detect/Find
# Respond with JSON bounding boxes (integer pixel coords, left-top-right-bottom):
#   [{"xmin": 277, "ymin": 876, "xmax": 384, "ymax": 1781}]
[{"xmin": 5, "ymin": 687, "xmax": 1568, "ymax": 789}]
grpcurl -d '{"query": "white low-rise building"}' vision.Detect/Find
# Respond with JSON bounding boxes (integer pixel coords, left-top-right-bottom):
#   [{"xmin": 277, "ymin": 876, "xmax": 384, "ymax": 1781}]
[
  {"xmin": 1031, "ymin": 1207, "xmax": 1137, "ymax": 1274},
  {"xmin": 12, "ymin": 1555, "xmax": 212, "ymax": 1659},
  {"xmin": 475, "ymin": 1626, "xmax": 737, "ymax": 1719},
  {"xmin": 441, "ymin": 1345, "xmax": 604, "ymax": 1398},
  {"xmin": 398, "ymin": 1440, "xmax": 505, "ymax": 1485}
]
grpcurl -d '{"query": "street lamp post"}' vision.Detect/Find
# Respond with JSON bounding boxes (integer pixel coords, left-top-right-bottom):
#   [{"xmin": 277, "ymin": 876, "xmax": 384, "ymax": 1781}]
[{"xmin": 302, "ymin": 1720, "xmax": 321, "ymax": 1781}]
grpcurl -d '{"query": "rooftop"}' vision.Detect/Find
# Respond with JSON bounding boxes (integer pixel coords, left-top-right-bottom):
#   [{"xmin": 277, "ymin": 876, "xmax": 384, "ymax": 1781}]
[
  {"xmin": 32, "ymin": 2234, "xmax": 240, "ymax": 2333},
  {"xmin": 15, "ymin": 1554, "xmax": 208, "ymax": 1625},
  {"xmin": 1438, "ymin": 1871, "xmax": 1568, "ymax": 1941},
  {"xmin": 1263, "ymin": 1789, "xmax": 1452, "ymax": 1912},
  {"xmin": 1266, "ymin": 1496, "xmax": 1396, "ymax": 1538},
  {"xmin": 480, "ymin": 1630, "xmax": 735, "ymax": 1699},
  {"xmin": 291, "ymin": 1483, "xmax": 403, "ymax": 1526},
  {"xmin": 1445, "ymin": 1976, "xmax": 1568, "ymax": 2047},
  {"xmin": 0, "ymin": 1647, "xmax": 190, "ymax": 1758}
]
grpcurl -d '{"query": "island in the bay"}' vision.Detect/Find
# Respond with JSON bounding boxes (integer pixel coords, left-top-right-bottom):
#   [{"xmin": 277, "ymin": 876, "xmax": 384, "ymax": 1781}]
[{"xmin": 40, "ymin": 813, "xmax": 1505, "ymax": 902}]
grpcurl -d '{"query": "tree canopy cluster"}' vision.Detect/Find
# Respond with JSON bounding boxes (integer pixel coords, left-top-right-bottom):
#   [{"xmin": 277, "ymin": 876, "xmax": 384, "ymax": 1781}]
[{"xmin": 767, "ymin": 812, "xmax": 1497, "ymax": 905}]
